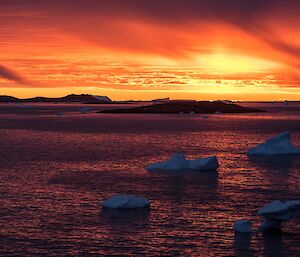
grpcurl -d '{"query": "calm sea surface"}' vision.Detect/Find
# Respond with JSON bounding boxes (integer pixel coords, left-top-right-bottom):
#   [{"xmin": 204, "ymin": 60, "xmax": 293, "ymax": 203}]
[{"xmin": 0, "ymin": 102, "xmax": 299, "ymax": 256}]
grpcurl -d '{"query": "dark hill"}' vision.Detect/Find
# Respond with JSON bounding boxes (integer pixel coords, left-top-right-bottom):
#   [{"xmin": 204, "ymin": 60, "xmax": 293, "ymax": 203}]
[
  {"xmin": 99, "ymin": 101, "xmax": 264, "ymax": 114},
  {"xmin": 0, "ymin": 94, "xmax": 112, "ymax": 104},
  {"xmin": 0, "ymin": 95, "xmax": 19, "ymax": 102}
]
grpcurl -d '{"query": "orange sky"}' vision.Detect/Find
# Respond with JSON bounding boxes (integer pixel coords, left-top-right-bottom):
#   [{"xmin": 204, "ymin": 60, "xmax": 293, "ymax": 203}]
[{"xmin": 1, "ymin": 0, "xmax": 300, "ymax": 100}]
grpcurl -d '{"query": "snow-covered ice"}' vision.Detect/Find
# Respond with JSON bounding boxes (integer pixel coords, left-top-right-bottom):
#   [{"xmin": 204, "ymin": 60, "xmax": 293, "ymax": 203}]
[
  {"xmin": 146, "ymin": 153, "xmax": 219, "ymax": 171},
  {"xmin": 146, "ymin": 153, "xmax": 187, "ymax": 171},
  {"xmin": 101, "ymin": 195, "xmax": 150, "ymax": 210},
  {"xmin": 234, "ymin": 220, "xmax": 252, "ymax": 234},
  {"xmin": 188, "ymin": 156, "xmax": 219, "ymax": 171},
  {"xmin": 258, "ymin": 200, "xmax": 300, "ymax": 230},
  {"xmin": 247, "ymin": 132, "xmax": 300, "ymax": 156}
]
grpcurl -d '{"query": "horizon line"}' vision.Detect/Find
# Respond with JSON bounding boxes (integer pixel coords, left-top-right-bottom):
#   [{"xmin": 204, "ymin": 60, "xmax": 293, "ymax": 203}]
[{"xmin": 1, "ymin": 93, "xmax": 299, "ymax": 103}]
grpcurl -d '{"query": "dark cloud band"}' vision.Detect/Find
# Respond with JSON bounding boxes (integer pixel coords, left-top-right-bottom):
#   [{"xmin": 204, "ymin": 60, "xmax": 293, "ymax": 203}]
[{"xmin": 0, "ymin": 64, "xmax": 26, "ymax": 84}]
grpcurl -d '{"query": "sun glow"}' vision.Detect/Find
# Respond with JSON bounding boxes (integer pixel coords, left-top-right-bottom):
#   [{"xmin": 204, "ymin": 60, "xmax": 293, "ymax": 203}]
[
  {"xmin": 197, "ymin": 52, "xmax": 281, "ymax": 74},
  {"xmin": 1, "ymin": 1, "xmax": 300, "ymax": 100}
]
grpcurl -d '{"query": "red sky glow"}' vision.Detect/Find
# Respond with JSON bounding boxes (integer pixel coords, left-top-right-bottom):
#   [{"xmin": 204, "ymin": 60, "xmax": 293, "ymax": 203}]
[{"xmin": 1, "ymin": 0, "xmax": 300, "ymax": 100}]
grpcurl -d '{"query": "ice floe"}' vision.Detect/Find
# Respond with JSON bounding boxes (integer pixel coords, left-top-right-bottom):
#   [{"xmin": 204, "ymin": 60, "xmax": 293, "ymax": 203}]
[
  {"xmin": 101, "ymin": 195, "xmax": 150, "ymax": 210},
  {"xmin": 234, "ymin": 220, "xmax": 252, "ymax": 234},
  {"xmin": 247, "ymin": 132, "xmax": 300, "ymax": 156},
  {"xmin": 146, "ymin": 153, "xmax": 219, "ymax": 171},
  {"xmin": 258, "ymin": 200, "xmax": 300, "ymax": 230}
]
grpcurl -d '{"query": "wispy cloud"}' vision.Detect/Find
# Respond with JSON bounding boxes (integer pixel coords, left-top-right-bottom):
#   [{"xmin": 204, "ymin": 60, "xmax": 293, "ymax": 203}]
[
  {"xmin": 1, "ymin": 0, "xmax": 300, "ymax": 99},
  {"xmin": 0, "ymin": 64, "xmax": 27, "ymax": 84}
]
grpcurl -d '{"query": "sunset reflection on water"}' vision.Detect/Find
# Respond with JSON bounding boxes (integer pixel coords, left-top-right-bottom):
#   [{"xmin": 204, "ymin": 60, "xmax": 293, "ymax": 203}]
[{"xmin": 0, "ymin": 103, "xmax": 299, "ymax": 256}]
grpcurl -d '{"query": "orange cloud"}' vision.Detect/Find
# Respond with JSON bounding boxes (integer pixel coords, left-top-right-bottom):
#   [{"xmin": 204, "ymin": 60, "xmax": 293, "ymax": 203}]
[{"xmin": 1, "ymin": 1, "xmax": 300, "ymax": 100}]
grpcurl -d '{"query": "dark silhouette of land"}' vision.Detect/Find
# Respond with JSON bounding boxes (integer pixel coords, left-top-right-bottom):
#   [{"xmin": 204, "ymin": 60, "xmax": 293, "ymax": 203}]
[
  {"xmin": 0, "ymin": 94, "xmax": 112, "ymax": 104},
  {"xmin": 0, "ymin": 94, "xmax": 265, "ymax": 113},
  {"xmin": 99, "ymin": 101, "xmax": 264, "ymax": 114}
]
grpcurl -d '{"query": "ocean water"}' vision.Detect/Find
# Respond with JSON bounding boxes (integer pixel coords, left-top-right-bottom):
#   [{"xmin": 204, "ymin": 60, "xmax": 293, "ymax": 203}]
[{"xmin": 0, "ymin": 103, "xmax": 299, "ymax": 256}]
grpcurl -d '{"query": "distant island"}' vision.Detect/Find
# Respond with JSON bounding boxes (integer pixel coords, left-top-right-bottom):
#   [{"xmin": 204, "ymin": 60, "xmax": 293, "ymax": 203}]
[
  {"xmin": 99, "ymin": 101, "xmax": 264, "ymax": 114},
  {"xmin": 0, "ymin": 94, "xmax": 112, "ymax": 104}
]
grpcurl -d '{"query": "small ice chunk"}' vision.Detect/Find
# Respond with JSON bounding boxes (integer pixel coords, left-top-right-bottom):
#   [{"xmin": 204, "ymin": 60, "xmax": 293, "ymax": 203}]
[
  {"xmin": 101, "ymin": 195, "xmax": 129, "ymax": 209},
  {"xmin": 146, "ymin": 153, "xmax": 219, "ymax": 171},
  {"xmin": 146, "ymin": 153, "xmax": 188, "ymax": 171},
  {"xmin": 285, "ymin": 200, "xmax": 300, "ymax": 209},
  {"xmin": 121, "ymin": 197, "xmax": 150, "ymax": 209},
  {"xmin": 258, "ymin": 200, "xmax": 300, "ymax": 230},
  {"xmin": 101, "ymin": 195, "xmax": 150, "ymax": 210},
  {"xmin": 258, "ymin": 200, "xmax": 287, "ymax": 215},
  {"xmin": 188, "ymin": 156, "xmax": 219, "ymax": 171},
  {"xmin": 234, "ymin": 220, "xmax": 252, "ymax": 233},
  {"xmin": 247, "ymin": 132, "xmax": 300, "ymax": 156}
]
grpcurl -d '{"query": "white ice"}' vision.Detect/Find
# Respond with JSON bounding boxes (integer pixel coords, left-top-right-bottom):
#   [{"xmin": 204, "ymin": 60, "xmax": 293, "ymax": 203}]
[
  {"xmin": 233, "ymin": 220, "xmax": 252, "ymax": 234},
  {"xmin": 258, "ymin": 200, "xmax": 300, "ymax": 230},
  {"xmin": 247, "ymin": 132, "xmax": 300, "ymax": 156},
  {"xmin": 146, "ymin": 153, "xmax": 219, "ymax": 171},
  {"xmin": 101, "ymin": 195, "xmax": 150, "ymax": 210},
  {"xmin": 188, "ymin": 156, "xmax": 219, "ymax": 171}
]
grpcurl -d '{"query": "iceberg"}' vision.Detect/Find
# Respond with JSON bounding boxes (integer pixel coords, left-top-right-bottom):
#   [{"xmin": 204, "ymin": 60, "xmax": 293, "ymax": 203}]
[
  {"xmin": 188, "ymin": 156, "xmax": 219, "ymax": 170},
  {"xmin": 146, "ymin": 153, "xmax": 187, "ymax": 171},
  {"xmin": 101, "ymin": 195, "xmax": 150, "ymax": 210},
  {"xmin": 247, "ymin": 132, "xmax": 300, "ymax": 156},
  {"xmin": 258, "ymin": 200, "xmax": 300, "ymax": 230},
  {"xmin": 234, "ymin": 220, "xmax": 252, "ymax": 234},
  {"xmin": 146, "ymin": 153, "xmax": 219, "ymax": 171}
]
